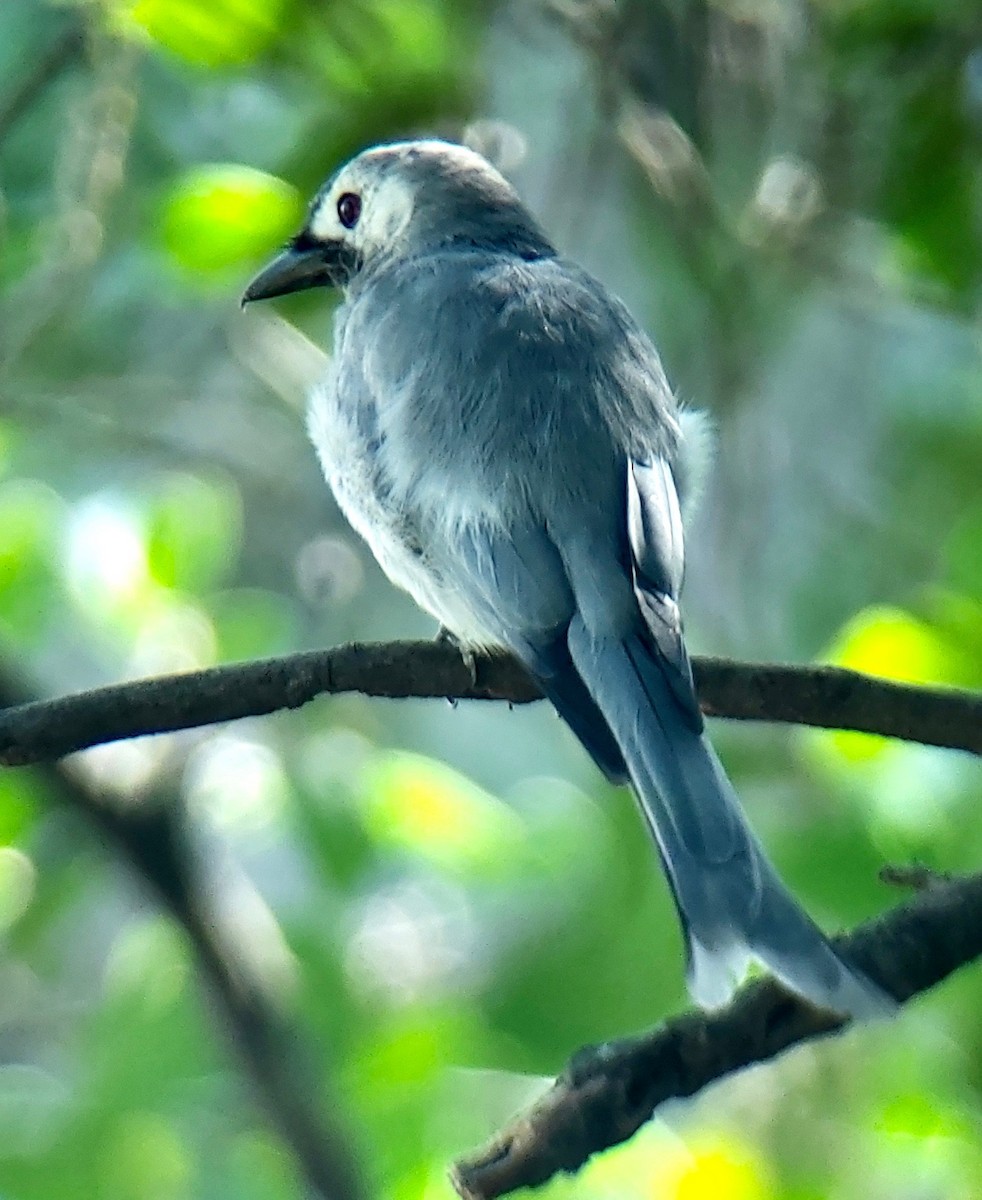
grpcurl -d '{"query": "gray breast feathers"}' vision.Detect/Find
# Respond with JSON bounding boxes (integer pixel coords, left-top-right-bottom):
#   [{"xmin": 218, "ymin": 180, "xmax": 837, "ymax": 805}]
[{"xmin": 306, "ymin": 249, "xmax": 683, "ymax": 639}]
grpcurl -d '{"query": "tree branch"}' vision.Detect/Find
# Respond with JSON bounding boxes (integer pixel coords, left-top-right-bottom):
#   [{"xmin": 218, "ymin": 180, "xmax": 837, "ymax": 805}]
[
  {"xmin": 450, "ymin": 870, "xmax": 982, "ymax": 1200},
  {"xmin": 0, "ymin": 642, "xmax": 979, "ymax": 766},
  {"xmin": 2, "ymin": 642, "xmax": 978, "ymax": 1200},
  {"xmin": 85, "ymin": 790, "xmax": 367, "ymax": 1200}
]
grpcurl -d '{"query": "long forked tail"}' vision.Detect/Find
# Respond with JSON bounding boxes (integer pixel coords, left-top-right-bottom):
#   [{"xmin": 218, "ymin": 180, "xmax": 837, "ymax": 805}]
[{"xmin": 567, "ymin": 617, "xmax": 892, "ymax": 1018}]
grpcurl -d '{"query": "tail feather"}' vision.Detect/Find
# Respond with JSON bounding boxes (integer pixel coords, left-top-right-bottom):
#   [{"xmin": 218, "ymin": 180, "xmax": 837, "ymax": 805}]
[
  {"xmin": 567, "ymin": 617, "xmax": 892, "ymax": 1018},
  {"xmin": 519, "ymin": 638, "xmax": 629, "ymax": 784}
]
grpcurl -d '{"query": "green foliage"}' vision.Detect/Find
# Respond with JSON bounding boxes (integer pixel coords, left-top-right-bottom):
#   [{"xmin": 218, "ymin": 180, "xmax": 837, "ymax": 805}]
[
  {"xmin": 162, "ymin": 165, "xmax": 302, "ymax": 276},
  {"xmin": 145, "ymin": 471, "xmax": 242, "ymax": 590},
  {"xmin": 118, "ymin": 0, "xmax": 290, "ymax": 68},
  {"xmin": 818, "ymin": 0, "xmax": 982, "ymax": 304},
  {"xmin": 0, "ymin": 0, "xmax": 980, "ymax": 1197},
  {"xmin": 0, "ymin": 480, "xmax": 63, "ymax": 643},
  {"xmin": 207, "ymin": 588, "xmax": 299, "ymax": 660}
]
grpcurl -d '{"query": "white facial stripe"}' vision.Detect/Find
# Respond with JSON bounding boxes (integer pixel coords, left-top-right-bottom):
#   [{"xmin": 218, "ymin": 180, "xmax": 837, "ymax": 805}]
[
  {"xmin": 307, "ymin": 168, "xmax": 415, "ymax": 252},
  {"xmin": 309, "ymin": 190, "xmax": 344, "ymax": 242}
]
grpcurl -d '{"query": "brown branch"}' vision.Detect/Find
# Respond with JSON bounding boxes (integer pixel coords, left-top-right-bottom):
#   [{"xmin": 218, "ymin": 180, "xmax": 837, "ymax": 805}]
[
  {"xmin": 0, "ymin": 642, "xmax": 979, "ymax": 766},
  {"xmin": 450, "ymin": 870, "xmax": 982, "ymax": 1200}
]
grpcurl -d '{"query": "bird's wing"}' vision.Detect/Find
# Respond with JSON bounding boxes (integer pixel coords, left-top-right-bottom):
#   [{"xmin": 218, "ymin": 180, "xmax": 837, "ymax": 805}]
[
  {"xmin": 627, "ymin": 456, "xmax": 703, "ymax": 730},
  {"xmin": 447, "ymin": 518, "xmax": 629, "ymax": 783}
]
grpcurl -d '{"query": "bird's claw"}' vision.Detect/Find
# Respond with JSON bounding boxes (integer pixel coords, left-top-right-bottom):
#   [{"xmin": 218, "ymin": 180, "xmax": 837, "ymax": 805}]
[{"xmin": 436, "ymin": 626, "xmax": 480, "ymax": 688}]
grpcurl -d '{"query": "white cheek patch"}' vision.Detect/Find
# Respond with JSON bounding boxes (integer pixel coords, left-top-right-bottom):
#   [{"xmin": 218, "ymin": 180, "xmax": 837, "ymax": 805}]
[
  {"xmin": 306, "ymin": 172, "xmax": 415, "ymax": 254},
  {"xmin": 309, "ymin": 194, "xmax": 342, "ymax": 242}
]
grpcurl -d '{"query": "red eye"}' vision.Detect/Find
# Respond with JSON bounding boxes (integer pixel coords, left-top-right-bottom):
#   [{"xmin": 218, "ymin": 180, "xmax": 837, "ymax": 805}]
[{"xmin": 337, "ymin": 192, "xmax": 361, "ymax": 229}]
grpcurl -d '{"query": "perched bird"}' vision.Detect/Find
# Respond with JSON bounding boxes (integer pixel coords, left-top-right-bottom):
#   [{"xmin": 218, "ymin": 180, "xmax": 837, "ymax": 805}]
[{"xmin": 243, "ymin": 139, "xmax": 887, "ymax": 1017}]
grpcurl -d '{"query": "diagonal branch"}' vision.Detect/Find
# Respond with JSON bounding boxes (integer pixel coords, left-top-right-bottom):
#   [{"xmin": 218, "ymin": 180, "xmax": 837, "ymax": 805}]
[
  {"xmin": 0, "ymin": 674, "xmax": 366, "ymax": 1200},
  {"xmin": 79, "ymin": 785, "xmax": 367, "ymax": 1200},
  {"xmin": 450, "ymin": 870, "xmax": 982, "ymax": 1200},
  {"xmin": 0, "ymin": 642, "xmax": 980, "ymax": 766}
]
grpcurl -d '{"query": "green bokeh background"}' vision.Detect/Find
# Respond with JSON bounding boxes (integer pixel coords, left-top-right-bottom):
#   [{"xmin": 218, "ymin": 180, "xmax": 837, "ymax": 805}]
[{"xmin": 1, "ymin": 1, "xmax": 981, "ymax": 1197}]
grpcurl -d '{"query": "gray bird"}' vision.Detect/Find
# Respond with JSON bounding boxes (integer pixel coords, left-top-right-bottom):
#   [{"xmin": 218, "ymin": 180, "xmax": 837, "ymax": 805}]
[{"xmin": 243, "ymin": 139, "xmax": 888, "ymax": 1017}]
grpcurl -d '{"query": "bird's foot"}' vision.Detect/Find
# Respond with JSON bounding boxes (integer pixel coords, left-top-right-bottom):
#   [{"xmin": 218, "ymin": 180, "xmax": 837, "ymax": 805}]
[{"xmin": 435, "ymin": 625, "xmax": 480, "ymax": 688}]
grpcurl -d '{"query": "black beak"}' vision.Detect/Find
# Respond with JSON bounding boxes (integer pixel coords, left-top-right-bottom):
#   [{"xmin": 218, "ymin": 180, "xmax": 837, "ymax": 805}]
[{"xmin": 241, "ymin": 239, "xmax": 351, "ymax": 306}]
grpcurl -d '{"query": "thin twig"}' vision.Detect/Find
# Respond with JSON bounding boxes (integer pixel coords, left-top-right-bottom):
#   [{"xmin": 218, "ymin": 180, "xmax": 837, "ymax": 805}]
[
  {"xmin": 451, "ymin": 870, "xmax": 982, "ymax": 1200},
  {"xmin": 0, "ymin": 643, "xmax": 979, "ymax": 766}
]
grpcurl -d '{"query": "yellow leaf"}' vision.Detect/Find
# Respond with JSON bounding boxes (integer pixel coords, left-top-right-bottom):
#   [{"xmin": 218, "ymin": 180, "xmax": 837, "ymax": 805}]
[{"xmin": 821, "ymin": 605, "xmax": 954, "ymax": 763}]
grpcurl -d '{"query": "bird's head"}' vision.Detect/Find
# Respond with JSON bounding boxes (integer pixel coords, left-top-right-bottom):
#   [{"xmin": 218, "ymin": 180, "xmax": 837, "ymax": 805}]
[{"xmin": 242, "ymin": 139, "xmax": 553, "ymax": 305}]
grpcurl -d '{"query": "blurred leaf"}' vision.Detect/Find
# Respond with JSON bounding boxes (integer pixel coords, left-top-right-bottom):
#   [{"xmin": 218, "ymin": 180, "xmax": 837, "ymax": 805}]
[
  {"xmin": 943, "ymin": 504, "xmax": 982, "ymax": 598},
  {"xmin": 0, "ymin": 1065, "xmax": 71, "ymax": 1161},
  {"xmin": 146, "ymin": 472, "xmax": 242, "ymax": 593},
  {"xmin": 882, "ymin": 66, "xmax": 980, "ymax": 300},
  {"xmin": 104, "ymin": 918, "xmax": 191, "ymax": 1020},
  {"xmin": 821, "ymin": 0, "xmax": 982, "ymax": 42},
  {"xmin": 483, "ymin": 785, "xmax": 683, "ymax": 1070},
  {"xmin": 0, "ymin": 771, "xmax": 38, "ymax": 845},
  {"xmin": 206, "ymin": 588, "xmax": 298, "ymax": 661},
  {"xmin": 0, "ymin": 480, "xmax": 64, "ymax": 642},
  {"xmin": 868, "ymin": 1089, "xmax": 981, "ymax": 1200},
  {"xmin": 528, "ymin": 1124, "xmax": 776, "ymax": 1200},
  {"xmin": 923, "ymin": 589, "xmax": 982, "ymax": 688},
  {"xmin": 119, "ymin": 0, "xmax": 288, "ymax": 68},
  {"xmin": 162, "ymin": 165, "xmax": 302, "ymax": 275},
  {"xmin": 100, "ymin": 1111, "xmax": 192, "ymax": 1200},
  {"xmin": 360, "ymin": 752, "xmax": 531, "ymax": 881},
  {"xmin": 184, "ymin": 731, "xmax": 290, "ymax": 834},
  {"xmin": 62, "ymin": 496, "xmax": 153, "ymax": 634},
  {"xmin": 227, "ymin": 1133, "xmax": 300, "ymax": 1200},
  {"xmin": 0, "ymin": 847, "xmax": 36, "ymax": 934},
  {"xmin": 0, "ymin": 421, "xmax": 13, "ymax": 479},
  {"xmin": 827, "ymin": 604, "xmax": 955, "ymax": 684},
  {"xmin": 817, "ymin": 2, "xmax": 981, "ymax": 303},
  {"xmin": 343, "ymin": 1007, "xmax": 481, "ymax": 1188},
  {"xmin": 652, "ymin": 1133, "xmax": 774, "ymax": 1200},
  {"xmin": 876, "ymin": 1091, "xmax": 973, "ymax": 1140},
  {"xmin": 305, "ymin": 0, "xmax": 452, "ymax": 100},
  {"xmin": 774, "ymin": 778, "xmax": 893, "ymax": 920},
  {"xmin": 291, "ymin": 729, "xmax": 378, "ymax": 893},
  {"xmin": 800, "ymin": 728, "xmax": 973, "ymax": 869},
  {"xmin": 354, "ymin": 1009, "xmax": 452, "ymax": 1092},
  {"xmin": 820, "ymin": 604, "xmax": 958, "ymax": 763}
]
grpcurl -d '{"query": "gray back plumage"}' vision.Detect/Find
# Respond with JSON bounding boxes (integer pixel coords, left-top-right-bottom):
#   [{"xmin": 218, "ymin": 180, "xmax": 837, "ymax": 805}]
[{"xmin": 338, "ymin": 249, "xmax": 680, "ymax": 519}]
